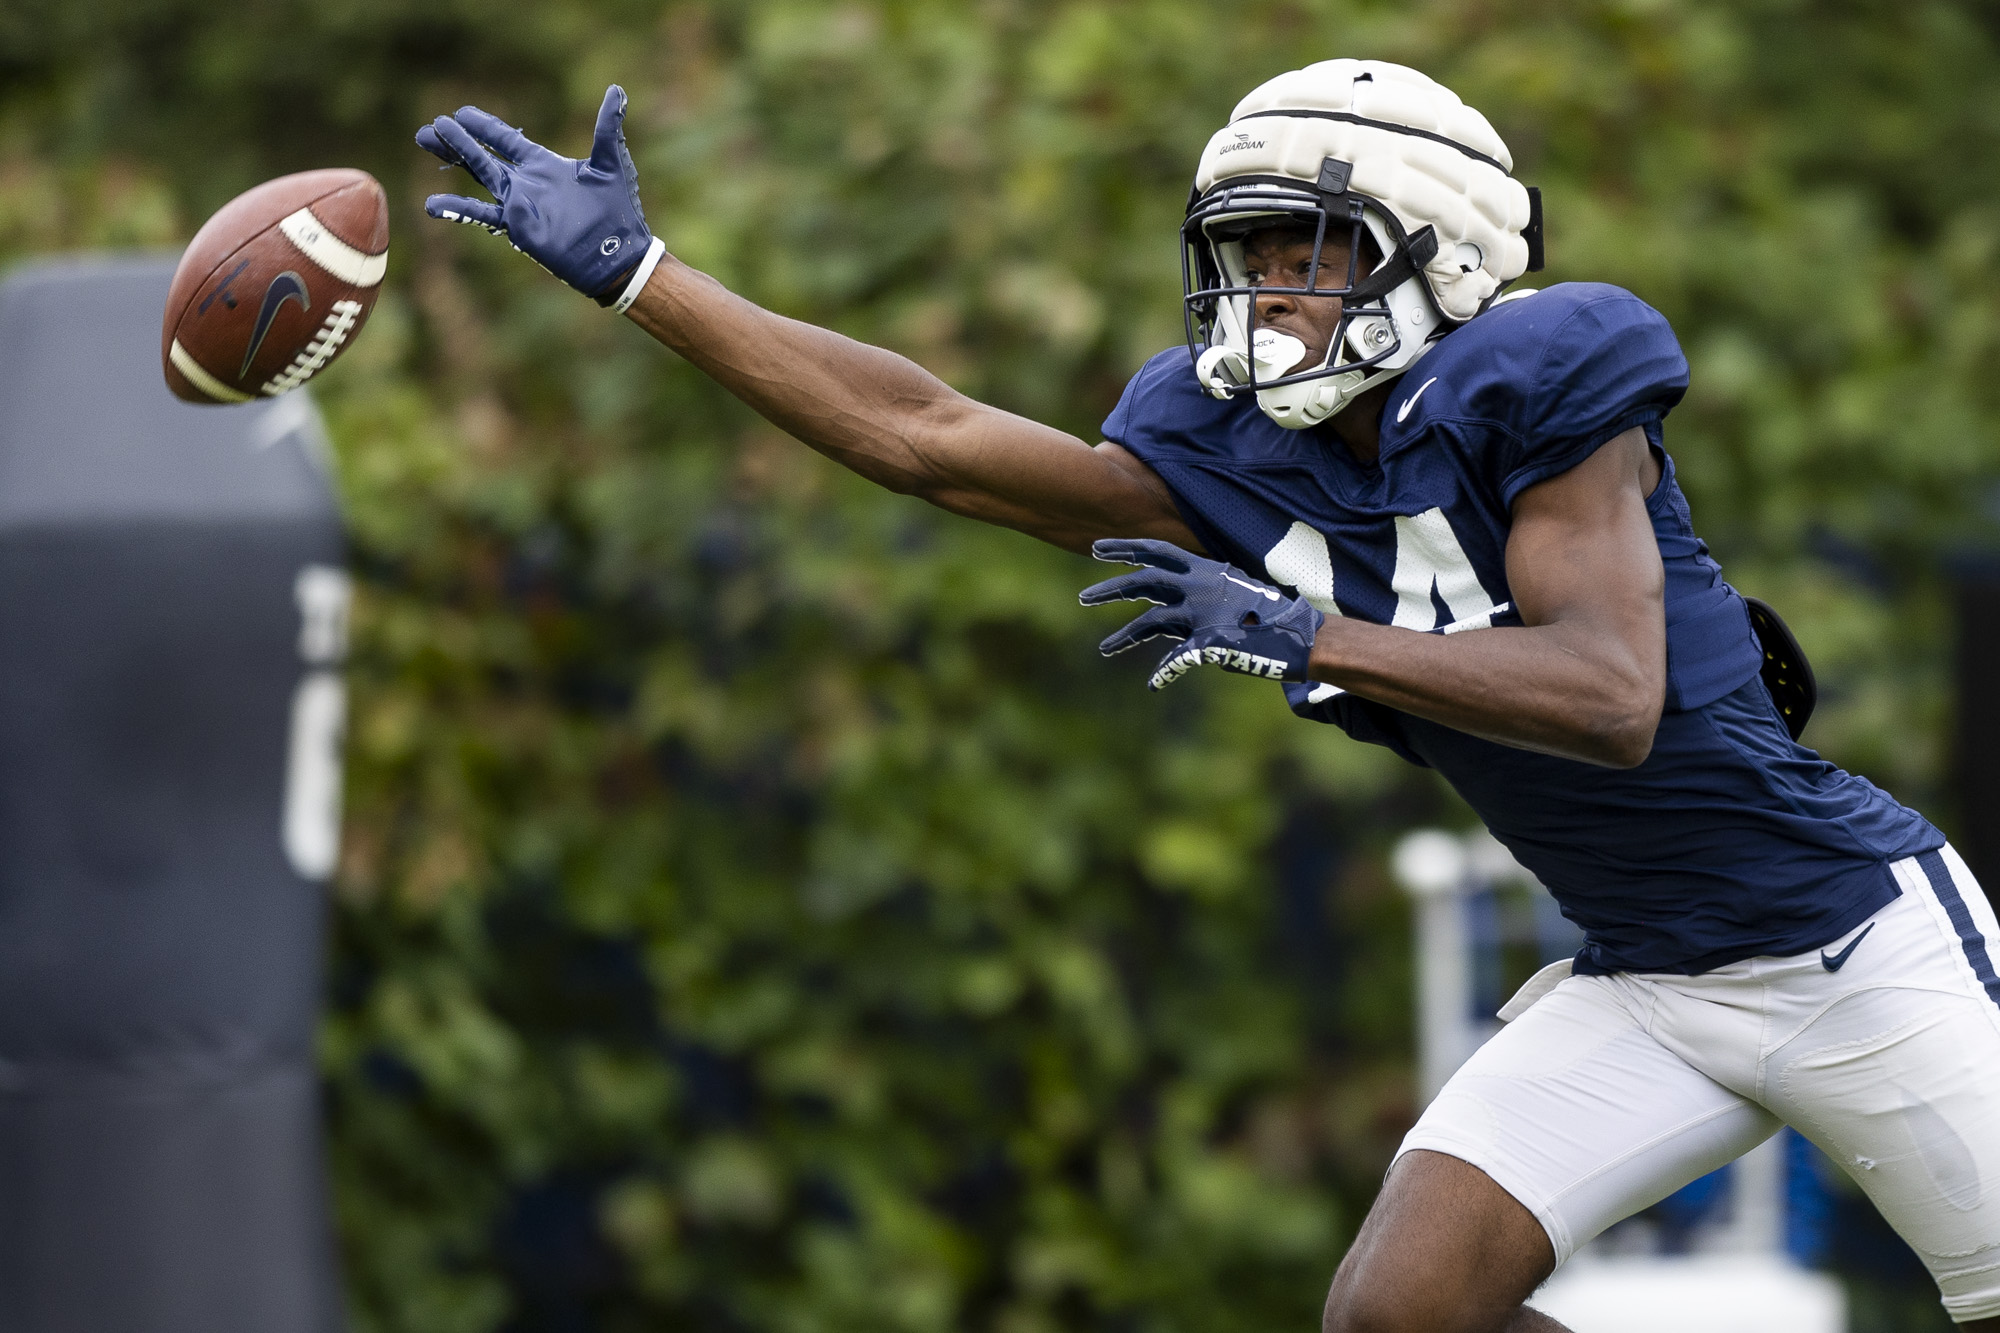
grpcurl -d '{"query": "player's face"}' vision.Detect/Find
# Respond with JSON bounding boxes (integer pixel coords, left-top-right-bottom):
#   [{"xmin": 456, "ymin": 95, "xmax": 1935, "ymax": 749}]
[{"xmin": 1241, "ymin": 227, "xmax": 1367, "ymax": 373}]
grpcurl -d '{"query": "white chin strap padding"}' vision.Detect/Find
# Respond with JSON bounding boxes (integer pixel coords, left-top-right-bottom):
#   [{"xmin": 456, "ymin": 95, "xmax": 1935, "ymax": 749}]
[
  {"xmin": 1195, "ymin": 345, "xmax": 1245, "ymax": 399},
  {"xmin": 1247, "ymin": 329, "xmax": 1332, "ymax": 430},
  {"xmin": 1259, "ymin": 364, "xmax": 1401, "ymax": 429},
  {"xmin": 1260, "ymin": 356, "xmax": 1421, "ymax": 430},
  {"xmin": 1256, "ymin": 377, "xmax": 1341, "ymax": 430}
]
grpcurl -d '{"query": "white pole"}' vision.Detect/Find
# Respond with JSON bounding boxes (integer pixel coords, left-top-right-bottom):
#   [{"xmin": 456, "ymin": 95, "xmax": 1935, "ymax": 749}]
[
  {"xmin": 1711, "ymin": 1131, "xmax": 1786, "ymax": 1257},
  {"xmin": 1393, "ymin": 830, "xmax": 1472, "ymax": 1103}
]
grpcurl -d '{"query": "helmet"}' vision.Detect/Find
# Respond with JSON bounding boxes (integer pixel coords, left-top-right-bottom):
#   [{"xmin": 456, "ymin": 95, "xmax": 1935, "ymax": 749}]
[{"xmin": 1183, "ymin": 60, "xmax": 1543, "ymax": 429}]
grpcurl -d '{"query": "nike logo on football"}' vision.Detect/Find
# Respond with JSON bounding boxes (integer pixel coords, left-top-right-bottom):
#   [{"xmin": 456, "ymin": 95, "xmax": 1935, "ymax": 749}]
[
  {"xmin": 1396, "ymin": 376, "xmax": 1438, "ymax": 423},
  {"xmin": 240, "ymin": 270, "xmax": 311, "ymax": 380},
  {"xmin": 1222, "ymin": 573, "xmax": 1280, "ymax": 601},
  {"xmin": 1820, "ymin": 922, "xmax": 1876, "ymax": 972}
]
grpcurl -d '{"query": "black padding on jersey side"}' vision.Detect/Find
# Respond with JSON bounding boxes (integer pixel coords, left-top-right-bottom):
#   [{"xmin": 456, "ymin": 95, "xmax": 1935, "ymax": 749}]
[
  {"xmin": 1744, "ymin": 595, "xmax": 1816, "ymax": 740},
  {"xmin": 1525, "ymin": 187, "xmax": 1545, "ymax": 272}
]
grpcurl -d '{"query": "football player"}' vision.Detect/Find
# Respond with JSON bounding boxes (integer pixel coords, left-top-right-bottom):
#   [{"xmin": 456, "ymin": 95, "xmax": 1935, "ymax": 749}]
[{"xmin": 419, "ymin": 63, "xmax": 2000, "ymax": 1332}]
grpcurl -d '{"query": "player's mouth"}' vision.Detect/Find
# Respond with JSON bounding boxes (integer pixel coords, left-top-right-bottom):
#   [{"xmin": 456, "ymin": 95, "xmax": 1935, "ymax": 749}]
[{"xmin": 1255, "ymin": 318, "xmax": 1332, "ymax": 373}]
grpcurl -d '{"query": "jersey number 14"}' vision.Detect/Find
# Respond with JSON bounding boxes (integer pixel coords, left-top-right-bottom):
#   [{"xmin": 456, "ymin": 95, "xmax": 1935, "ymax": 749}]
[{"xmin": 1263, "ymin": 508, "xmax": 1498, "ymax": 630}]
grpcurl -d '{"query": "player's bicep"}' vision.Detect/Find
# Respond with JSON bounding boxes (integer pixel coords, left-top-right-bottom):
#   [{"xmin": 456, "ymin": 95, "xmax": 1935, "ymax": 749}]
[
  {"xmin": 913, "ymin": 398, "xmax": 1204, "ymax": 554},
  {"xmin": 1504, "ymin": 428, "xmax": 1665, "ymax": 647},
  {"xmin": 1090, "ymin": 443, "xmax": 1207, "ymax": 552}
]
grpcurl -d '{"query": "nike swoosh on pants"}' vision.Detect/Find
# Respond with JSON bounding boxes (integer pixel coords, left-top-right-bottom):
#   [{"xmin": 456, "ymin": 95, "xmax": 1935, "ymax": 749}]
[{"xmin": 1820, "ymin": 921, "xmax": 1875, "ymax": 971}]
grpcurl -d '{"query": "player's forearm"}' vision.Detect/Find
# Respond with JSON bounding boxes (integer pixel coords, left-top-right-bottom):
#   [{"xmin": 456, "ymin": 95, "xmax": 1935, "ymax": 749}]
[
  {"xmin": 623, "ymin": 258, "xmax": 1174, "ymax": 553},
  {"xmin": 627, "ymin": 256, "xmax": 976, "ymax": 488},
  {"xmin": 1308, "ymin": 618, "xmax": 1664, "ymax": 768}
]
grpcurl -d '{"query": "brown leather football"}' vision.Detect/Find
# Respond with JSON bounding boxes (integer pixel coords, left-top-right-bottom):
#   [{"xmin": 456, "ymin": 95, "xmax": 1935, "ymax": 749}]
[{"xmin": 162, "ymin": 168, "xmax": 389, "ymax": 403}]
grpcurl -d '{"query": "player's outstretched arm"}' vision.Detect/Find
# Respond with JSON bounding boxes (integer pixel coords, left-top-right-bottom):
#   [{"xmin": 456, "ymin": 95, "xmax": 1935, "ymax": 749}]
[
  {"xmin": 1308, "ymin": 428, "xmax": 1667, "ymax": 768},
  {"xmin": 415, "ymin": 88, "xmax": 1198, "ymax": 556},
  {"xmin": 622, "ymin": 261, "xmax": 1197, "ymax": 554}
]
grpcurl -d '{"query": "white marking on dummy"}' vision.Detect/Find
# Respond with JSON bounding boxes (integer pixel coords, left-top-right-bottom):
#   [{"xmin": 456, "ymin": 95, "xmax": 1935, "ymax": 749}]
[{"xmin": 283, "ymin": 564, "xmax": 352, "ymax": 881}]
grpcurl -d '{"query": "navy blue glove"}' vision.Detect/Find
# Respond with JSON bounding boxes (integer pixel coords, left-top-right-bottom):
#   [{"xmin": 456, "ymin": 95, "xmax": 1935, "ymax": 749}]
[
  {"xmin": 417, "ymin": 85, "xmax": 657, "ymax": 306},
  {"xmin": 1080, "ymin": 539, "xmax": 1325, "ymax": 691}
]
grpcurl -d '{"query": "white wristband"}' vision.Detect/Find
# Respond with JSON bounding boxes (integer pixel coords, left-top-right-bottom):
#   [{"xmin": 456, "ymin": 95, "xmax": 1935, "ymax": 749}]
[{"xmin": 611, "ymin": 236, "xmax": 668, "ymax": 314}]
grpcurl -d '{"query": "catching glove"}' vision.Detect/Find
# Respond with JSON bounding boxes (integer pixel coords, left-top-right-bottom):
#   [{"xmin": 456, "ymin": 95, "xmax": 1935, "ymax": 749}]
[
  {"xmin": 1081, "ymin": 539, "xmax": 1324, "ymax": 691},
  {"xmin": 416, "ymin": 85, "xmax": 665, "ymax": 311}
]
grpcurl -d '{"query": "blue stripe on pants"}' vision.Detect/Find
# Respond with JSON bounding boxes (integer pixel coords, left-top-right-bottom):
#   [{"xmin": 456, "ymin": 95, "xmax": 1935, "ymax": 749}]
[{"xmin": 1918, "ymin": 849, "xmax": 2000, "ymax": 1011}]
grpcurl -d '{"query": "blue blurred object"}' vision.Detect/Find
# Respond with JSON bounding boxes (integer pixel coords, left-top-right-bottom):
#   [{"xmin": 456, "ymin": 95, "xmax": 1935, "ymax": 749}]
[
  {"xmin": 1652, "ymin": 1164, "xmax": 1733, "ymax": 1252},
  {"xmin": 1631, "ymin": 1127, "xmax": 1836, "ymax": 1260},
  {"xmin": 1465, "ymin": 880, "xmax": 1586, "ymax": 1019},
  {"xmin": 1787, "ymin": 1128, "xmax": 1836, "ymax": 1266}
]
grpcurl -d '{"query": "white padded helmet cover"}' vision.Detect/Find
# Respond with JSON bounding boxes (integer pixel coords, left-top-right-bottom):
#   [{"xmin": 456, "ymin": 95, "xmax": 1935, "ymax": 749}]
[{"xmin": 1194, "ymin": 60, "xmax": 1532, "ymax": 322}]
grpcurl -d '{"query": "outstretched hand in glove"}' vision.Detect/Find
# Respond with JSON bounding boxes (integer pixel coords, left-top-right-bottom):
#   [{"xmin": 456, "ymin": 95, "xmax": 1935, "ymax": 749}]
[
  {"xmin": 1080, "ymin": 539, "xmax": 1325, "ymax": 690},
  {"xmin": 416, "ymin": 85, "xmax": 664, "ymax": 309}
]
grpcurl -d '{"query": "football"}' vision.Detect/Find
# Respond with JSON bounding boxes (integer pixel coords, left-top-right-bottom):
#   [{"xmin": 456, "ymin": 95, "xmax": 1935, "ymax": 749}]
[{"xmin": 162, "ymin": 168, "xmax": 389, "ymax": 404}]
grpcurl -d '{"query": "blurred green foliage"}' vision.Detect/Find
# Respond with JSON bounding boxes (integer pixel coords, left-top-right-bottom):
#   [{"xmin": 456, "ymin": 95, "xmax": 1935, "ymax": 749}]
[{"xmin": 3, "ymin": 1, "xmax": 1997, "ymax": 1330}]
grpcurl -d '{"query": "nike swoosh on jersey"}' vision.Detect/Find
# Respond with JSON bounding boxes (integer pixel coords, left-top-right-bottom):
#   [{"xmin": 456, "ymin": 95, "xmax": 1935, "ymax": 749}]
[
  {"xmin": 1820, "ymin": 921, "xmax": 1876, "ymax": 972},
  {"xmin": 240, "ymin": 271, "xmax": 312, "ymax": 380},
  {"xmin": 1396, "ymin": 376, "xmax": 1439, "ymax": 423}
]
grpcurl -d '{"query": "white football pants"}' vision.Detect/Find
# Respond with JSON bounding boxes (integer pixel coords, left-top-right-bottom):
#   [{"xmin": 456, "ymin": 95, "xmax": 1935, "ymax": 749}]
[{"xmin": 1399, "ymin": 845, "xmax": 2000, "ymax": 1323}]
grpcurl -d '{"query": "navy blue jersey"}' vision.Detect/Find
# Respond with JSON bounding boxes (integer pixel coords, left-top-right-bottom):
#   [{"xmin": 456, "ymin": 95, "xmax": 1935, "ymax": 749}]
[{"xmin": 1104, "ymin": 282, "xmax": 1941, "ymax": 975}]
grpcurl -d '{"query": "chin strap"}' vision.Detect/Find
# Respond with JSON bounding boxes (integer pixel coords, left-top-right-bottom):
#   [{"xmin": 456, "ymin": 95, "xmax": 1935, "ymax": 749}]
[
  {"xmin": 1344, "ymin": 225, "xmax": 1438, "ymax": 306},
  {"xmin": 1332, "ymin": 361, "xmax": 1411, "ymax": 407},
  {"xmin": 1292, "ymin": 226, "xmax": 1440, "ymax": 422},
  {"xmin": 1289, "ymin": 358, "xmax": 1414, "ymax": 424}
]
